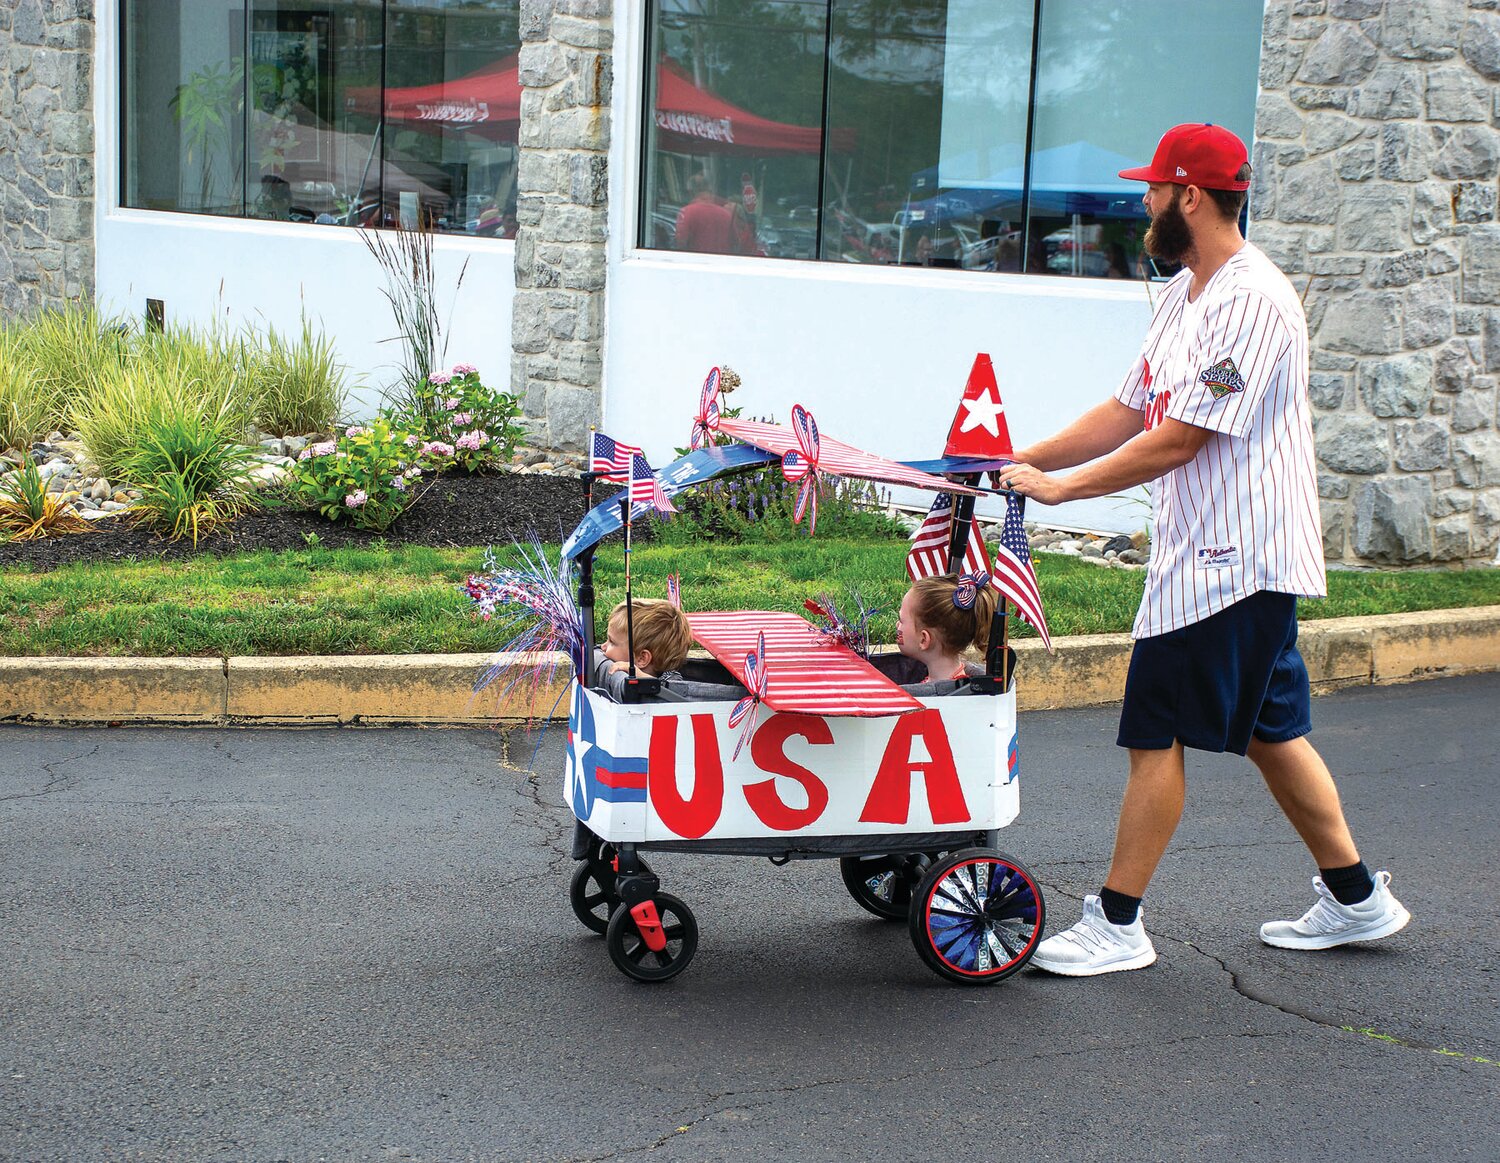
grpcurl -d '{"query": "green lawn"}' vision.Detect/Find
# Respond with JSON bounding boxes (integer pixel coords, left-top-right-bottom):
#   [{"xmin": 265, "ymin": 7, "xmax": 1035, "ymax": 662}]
[{"xmin": 2, "ymin": 539, "xmax": 1498, "ymax": 657}]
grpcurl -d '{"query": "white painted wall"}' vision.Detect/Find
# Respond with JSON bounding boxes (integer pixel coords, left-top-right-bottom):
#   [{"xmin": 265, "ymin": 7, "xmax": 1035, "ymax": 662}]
[{"xmin": 93, "ymin": 0, "xmax": 515, "ymax": 422}]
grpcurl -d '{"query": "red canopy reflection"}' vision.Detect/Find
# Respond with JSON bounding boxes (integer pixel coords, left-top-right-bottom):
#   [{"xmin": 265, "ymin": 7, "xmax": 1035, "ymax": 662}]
[{"xmin": 347, "ymin": 56, "xmax": 850, "ymax": 155}]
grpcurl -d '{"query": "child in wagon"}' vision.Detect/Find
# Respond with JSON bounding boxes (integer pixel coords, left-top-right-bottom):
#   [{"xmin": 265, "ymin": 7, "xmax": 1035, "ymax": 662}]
[
  {"xmin": 591, "ymin": 599, "xmax": 694, "ymax": 697},
  {"xmin": 895, "ymin": 572, "xmax": 998, "ymax": 683}
]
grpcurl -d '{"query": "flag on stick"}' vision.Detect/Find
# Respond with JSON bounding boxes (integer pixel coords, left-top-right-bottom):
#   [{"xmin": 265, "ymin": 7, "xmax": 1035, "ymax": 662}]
[
  {"xmin": 991, "ymin": 491, "xmax": 1053, "ymax": 653},
  {"xmin": 590, "ymin": 431, "xmax": 640, "ymax": 483},
  {"xmin": 906, "ymin": 492, "xmax": 992, "ymax": 582},
  {"xmin": 629, "ymin": 452, "xmax": 676, "ymax": 514}
]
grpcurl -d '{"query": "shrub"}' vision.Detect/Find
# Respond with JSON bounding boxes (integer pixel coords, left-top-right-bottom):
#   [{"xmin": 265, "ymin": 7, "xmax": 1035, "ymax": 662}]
[
  {"xmin": 393, "ymin": 365, "xmax": 524, "ymax": 472},
  {"xmin": 654, "ymin": 468, "xmax": 904, "ymax": 545},
  {"xmin": 117, "ymin": 394, "xmax": 261, "ymax": 544},
  {"xmin": 13, "ymin": 302, "xmax": 132, "ymax": 401},
  {"xmin": 0, "ymin": 335, "xmax": 58, "ymax": 453},
  {"xmin": 0, "ymin": 458, "xmax": 91, "ymax": 542},
  {"xmin": 284, "ymin": 415, "xmax": 443, "ymax": 532},
  {"xmin": 252, "ymin": 319, "xmax": 349, "ymax": 436}
]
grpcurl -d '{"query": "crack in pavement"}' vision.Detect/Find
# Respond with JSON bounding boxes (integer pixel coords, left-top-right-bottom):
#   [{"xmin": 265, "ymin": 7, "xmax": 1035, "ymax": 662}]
[
  {"xmin": 0, "ymin": 745, "xmax": 98, "ymax": 802},
  {"xmin": 561, "ymin": 1029, "xmax": 1300, "ymax": 1161}
]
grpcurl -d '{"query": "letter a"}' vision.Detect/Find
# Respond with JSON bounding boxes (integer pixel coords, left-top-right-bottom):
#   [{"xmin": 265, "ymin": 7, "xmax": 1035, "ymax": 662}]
[{"xmin": 859, "ymin": 709, "xmax": 969, "ymax": 826}]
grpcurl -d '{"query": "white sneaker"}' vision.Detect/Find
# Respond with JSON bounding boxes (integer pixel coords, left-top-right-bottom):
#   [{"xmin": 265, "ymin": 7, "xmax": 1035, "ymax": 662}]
[
  {"xmin": 1030, "ymin": 894, "xmax": 1157, "ymax": 976},
  {"xmin": 1259, "ymin": 870, "xmax": 1411, "ymax": 950}
]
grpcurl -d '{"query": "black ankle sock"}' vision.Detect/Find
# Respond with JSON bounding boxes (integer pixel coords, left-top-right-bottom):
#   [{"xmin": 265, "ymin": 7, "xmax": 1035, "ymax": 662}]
[
  {"xmin": 1100, "ymin": 887, "xmax": 1142, "ymax": 926},
  {"xmin": 1320, "ymin": 861, "xmax": 1374, "ymax": 905}
]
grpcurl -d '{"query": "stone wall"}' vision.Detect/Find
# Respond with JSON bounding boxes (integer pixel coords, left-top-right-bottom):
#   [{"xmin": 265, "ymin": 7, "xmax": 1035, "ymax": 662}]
[
  {"xmin": 0, "ymin": 0, "xmax": 94, "ymax": 316},
  {"xmin": 512, "ymin": 0, "xmax": 612, "ymax": 451},
  {"xmin": 1255, "ymin": 0, "xmax": 1500, "ymax": 565}
]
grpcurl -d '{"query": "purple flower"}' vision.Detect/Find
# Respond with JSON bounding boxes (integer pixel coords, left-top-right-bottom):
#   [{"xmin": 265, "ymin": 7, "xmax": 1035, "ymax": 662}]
[
  {"xmin": 442, "ymin": 397, "xmax": 461, "ymax": 411},
  {"xmin": 345, "ymin": 490, "xmax": 368, "ymax": 508},
  {"xmin": 428, "ymin": 372, "xmax": 452, "ymax": 386},
  {"xmin": 391, "ymin": 476, "xmax": 407, "ymax": 492}
]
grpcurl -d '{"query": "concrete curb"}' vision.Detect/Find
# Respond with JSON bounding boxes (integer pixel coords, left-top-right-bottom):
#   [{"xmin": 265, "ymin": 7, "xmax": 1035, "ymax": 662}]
[{"xmin": 2, "ymin": 607, "xmax": 1498, "ymax": 727}]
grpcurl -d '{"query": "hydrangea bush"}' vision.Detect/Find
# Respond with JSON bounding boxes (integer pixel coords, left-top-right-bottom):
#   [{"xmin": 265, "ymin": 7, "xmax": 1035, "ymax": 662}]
[
  {"xmin": 392, "ymin": 365, "xmax": 525, "ymax": 473},
  {"xmin": 284, "ymin": 415, "xmax": 448, "ymax": 531}
]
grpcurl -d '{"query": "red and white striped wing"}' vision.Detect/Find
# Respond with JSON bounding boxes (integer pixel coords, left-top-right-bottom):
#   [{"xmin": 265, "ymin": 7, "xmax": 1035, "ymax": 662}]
[
  {"xmin": 687, "ymin": 611, "xmax": 920, "ymax": 718},
  {"xmin": 717, "ymin": 418, "xmax": 981, "ymax": 496}
]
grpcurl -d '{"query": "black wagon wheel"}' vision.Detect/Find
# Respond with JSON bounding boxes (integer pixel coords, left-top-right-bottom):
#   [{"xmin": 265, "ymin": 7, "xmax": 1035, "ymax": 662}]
[
  {"xmin": 909, "ymin": 848, "xmax": 1045, "ymax": 986},
  {"xmin": 605, "ymin": 892, "xmax": 699, "ymax": 983},
  {"xmin": 839, "ymin": 854, "xmax": 917, "ymax": 921},
  {"xmin": 569, "ymin": 860, "xmax": 619, "ymax": 935}
]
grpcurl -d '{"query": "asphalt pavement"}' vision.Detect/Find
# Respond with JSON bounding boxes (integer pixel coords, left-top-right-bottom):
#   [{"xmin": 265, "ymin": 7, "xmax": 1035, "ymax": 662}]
[{"xmin": 2, "ymin": 675, "xmax": 1496, "ymax": 1161}]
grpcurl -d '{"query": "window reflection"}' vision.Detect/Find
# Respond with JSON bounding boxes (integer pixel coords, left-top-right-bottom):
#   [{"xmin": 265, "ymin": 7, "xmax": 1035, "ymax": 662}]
[
  {"xmin": 640, "ymin": 0, "xmax": 1261, "ymax": 280},
  {"xmin": 644, "ymin": 0, "xmax": 827, "ymax": 258},
  {"xmin": 122, "ymin": 1, "xmax": 521, "ymax": 236}
]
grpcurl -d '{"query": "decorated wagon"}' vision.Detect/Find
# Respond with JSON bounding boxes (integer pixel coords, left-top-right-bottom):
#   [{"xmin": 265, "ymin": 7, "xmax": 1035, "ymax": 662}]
[{"xmin": 471, "ymin": 357, "xmax": 1054, "ymax": 985}]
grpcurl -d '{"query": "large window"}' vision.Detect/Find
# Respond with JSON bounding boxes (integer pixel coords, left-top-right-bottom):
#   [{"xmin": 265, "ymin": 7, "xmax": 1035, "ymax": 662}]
[
  {"xmin": 122, "ymin": 1, "xmax": 521, "ymax": 236},
  {"xmin": 641, "ymin": 0, "xmax": 1264, "ymax": 278}
]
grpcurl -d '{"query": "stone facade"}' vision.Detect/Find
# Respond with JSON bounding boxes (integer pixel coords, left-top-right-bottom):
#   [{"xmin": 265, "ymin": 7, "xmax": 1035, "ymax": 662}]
[
  {"xmin": 0, "ymin": 0, "xmax": 94, "ymax": 315},
  {"xmin": 1255, "ymin": 0, "xmax": 1500, "ymax": 565},
  {"xmin": 511, "ymin": 0, "xmax": 612, "ymax": 451}
]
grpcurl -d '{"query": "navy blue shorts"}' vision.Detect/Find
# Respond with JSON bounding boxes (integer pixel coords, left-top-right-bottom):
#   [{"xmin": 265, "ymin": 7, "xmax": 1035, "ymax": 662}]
[{"xmin": 1116, "ymin": 591, "xmax": 1313, "ymax": 756}]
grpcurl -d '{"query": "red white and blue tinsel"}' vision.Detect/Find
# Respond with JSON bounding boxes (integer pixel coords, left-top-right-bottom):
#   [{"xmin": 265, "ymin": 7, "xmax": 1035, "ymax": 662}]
[
  {"xmin": 803, "ymin": 588, "xmax": 878, "ymax": 658},
  {"xmin": 464, "ymin": 539, "xmax": 590, "ymax": 707}
]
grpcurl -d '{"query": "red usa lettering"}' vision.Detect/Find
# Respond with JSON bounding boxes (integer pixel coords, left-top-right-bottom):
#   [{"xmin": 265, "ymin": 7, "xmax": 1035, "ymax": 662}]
[{"xmin": 646, "ymin": 710, "xmax": 971, "ymax": 836}]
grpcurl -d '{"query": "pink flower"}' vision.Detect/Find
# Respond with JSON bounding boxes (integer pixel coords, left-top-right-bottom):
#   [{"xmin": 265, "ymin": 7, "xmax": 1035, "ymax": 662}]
[
  {"xmin": 443, "ymin": 397, "xmax": 462, "ymax": 411},
  {"xmin": 452, "ymin": 363, "xmax": 477, "ymax": 375},
  {"xmin": 428, "ymin": 372, "xmax": 452, "ymax": 386},
  {"xmin": 345, "ymin": 426, "xmax": 367, "ymax": 438},
  {"xmin": 422, "ymin": 441, "xmax": 454, "ymax": 457},
  {"xmin": 299, "ymin": 440, "xmax": 336, "ymax": 460},
  {"xmin": 450, "ymin": 412, "xmax": 473, "ymax": 427},
  {"xmin": 404, "ymin": 467, "xmax": 423, "ymax": 480},
  {"xmin": 345, "ymin": 490, "xmax": 368, "ymax": 508},
  {"xmin": 404, "ymin": 434, "xmax": 420, "ymax": 447},
  {"xmin": 456, "ymin": 430, "xmax": 487, "ymax": 451}
]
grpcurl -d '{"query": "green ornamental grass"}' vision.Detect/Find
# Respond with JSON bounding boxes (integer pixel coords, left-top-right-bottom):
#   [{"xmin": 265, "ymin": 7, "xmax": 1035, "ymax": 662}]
[{"xmin": 253, "ymin": 319, "xmax": 348, "ymax": 436}]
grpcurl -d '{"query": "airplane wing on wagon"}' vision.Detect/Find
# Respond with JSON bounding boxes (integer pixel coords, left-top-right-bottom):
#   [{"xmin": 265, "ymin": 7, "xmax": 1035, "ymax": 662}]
[
  {"xmin": 561, "ymin": 442, "xmax": 777, "ymax": 560},
  {"xmin": 686, "ymin": 610, "xmax": 921, "ymax": 718}
]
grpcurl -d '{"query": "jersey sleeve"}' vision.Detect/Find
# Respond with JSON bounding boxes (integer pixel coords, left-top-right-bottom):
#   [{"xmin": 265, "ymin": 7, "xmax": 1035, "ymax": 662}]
[
  {"xmin": 1166, "ymin": 289, "xmax": 1293, "ymax": 438},
  {"xmin": 1113, "ymin": 350, "xmax": 1151, "ymax": 412}
]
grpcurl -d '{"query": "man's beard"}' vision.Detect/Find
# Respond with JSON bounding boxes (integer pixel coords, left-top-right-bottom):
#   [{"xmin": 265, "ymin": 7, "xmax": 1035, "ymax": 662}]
[{"xmin": 1144, "ymin": 190, "xmax": 1192, "ymax": 264}]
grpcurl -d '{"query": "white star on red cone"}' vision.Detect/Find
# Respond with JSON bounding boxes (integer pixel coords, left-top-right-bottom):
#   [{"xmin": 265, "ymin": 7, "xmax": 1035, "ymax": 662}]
[{"xmin": 959, "ymin": 388, "xmax": 1005, "ymax": 436}]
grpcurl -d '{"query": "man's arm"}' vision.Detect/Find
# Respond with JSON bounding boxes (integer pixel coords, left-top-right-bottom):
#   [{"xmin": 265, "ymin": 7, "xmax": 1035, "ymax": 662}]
[
  {"xmin": 1012, "ymin": 398, "xmax": 1145, "ymax": 471},
  {"xmin": 997, "ymin": 417, "xmax": 1212, "ymax": 506}
]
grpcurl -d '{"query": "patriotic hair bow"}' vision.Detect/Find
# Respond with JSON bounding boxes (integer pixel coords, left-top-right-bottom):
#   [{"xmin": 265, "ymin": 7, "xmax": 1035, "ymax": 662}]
[
  {"xmin": 780, "ymin": 403, "xmax": 821, "ymax": 535},
  {"xmin": 953, "ymin": 570, "xmax": 992, "ymax": 611},
  {"xmin": 690, "ymin": 367, "xmax": 722, "ymax": 450},
  {"xmin": 727, "ymin": 631, "xmax": 768, "ymax": 760}
]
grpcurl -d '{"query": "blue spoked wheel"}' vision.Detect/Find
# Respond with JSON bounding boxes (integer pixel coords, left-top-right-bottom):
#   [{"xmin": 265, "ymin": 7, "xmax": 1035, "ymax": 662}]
[{"xmin": 909, "ymin": 848, "xmax": 1045, "ymax": 985}]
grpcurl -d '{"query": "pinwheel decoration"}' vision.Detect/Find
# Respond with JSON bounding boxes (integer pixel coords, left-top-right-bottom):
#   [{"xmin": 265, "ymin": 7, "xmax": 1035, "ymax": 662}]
[
  {"xmin": 690, "ymin": 366, "xmax": 722, "ymax": 450},
  {"xmin": 726, "ymin": 631, "xmax": 768, "ymax": 761},
  {"xmin": 953, "ymin": 570, "xmax": 992, "ymax": 611},
  {"xmin": 780, "ymin": 403, "xmax": 822, "ymax": 535},
  {"xmin": 666, "ymin": 572, "xmax": 681, "ymax": 610}
]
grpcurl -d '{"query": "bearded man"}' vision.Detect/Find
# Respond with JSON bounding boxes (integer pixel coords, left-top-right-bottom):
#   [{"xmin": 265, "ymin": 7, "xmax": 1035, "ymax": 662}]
[{"xmin": 997, "ymin": 124, "xmax": 1410, "ymax": 977}]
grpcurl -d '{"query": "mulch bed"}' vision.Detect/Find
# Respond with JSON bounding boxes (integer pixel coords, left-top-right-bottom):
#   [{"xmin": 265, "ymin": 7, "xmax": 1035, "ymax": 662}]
[{"xmin": 0, "ymin": 471, "xmax": 604, "ymax": 573}]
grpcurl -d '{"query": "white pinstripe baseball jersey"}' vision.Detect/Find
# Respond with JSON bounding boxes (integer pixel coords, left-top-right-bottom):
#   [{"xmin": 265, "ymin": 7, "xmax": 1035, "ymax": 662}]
[{"xmin": 1114, "ymin": 242, "xmax": 1327, "ymax": 639}]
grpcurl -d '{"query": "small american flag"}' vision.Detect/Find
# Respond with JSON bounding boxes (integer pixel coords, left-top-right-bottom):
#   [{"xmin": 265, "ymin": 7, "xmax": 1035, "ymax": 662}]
[
  {"xmin": 629, "ymin": 452, "xmax": 676, "ymax": 514},
  {"xmin": 992, "ymin": 491, "xmax": 1052, "ymax": 652},
  {"xmin": 590, "ymin": 432, "xmax": 640, "ymax": 483},
  {"xmin": 906, "ymin": 492, "xmax": 993, "ymax": 582}
]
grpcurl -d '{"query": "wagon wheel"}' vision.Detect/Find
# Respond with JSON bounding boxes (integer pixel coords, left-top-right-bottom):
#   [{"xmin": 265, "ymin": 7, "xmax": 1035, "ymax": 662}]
[
  {"xmin": 909, "ymin": 848, "xmax": 1045, "ymax": 986},
  {"xmin": 569, "ymin": 860, "xmax": 618, "ymax": 935},
  {"xmin": 605, "ymin": 893, "xmax": 699, "ymax": 983},
  {"xmin": 839, "ymin": 854, "xmax": 916, "ymax": 920}
]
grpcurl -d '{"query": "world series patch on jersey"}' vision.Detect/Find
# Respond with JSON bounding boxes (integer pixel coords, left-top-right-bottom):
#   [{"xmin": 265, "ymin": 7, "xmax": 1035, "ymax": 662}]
[{"xmin": 1113, "ymin": 242, "xmax": 1327, "ymax": 638}]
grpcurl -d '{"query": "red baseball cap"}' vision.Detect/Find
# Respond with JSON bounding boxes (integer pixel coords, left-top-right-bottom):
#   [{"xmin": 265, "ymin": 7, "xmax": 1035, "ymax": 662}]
[{"xmin": 1118, "ymin": 123, "xmax": 1250, "ymax": 191}]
